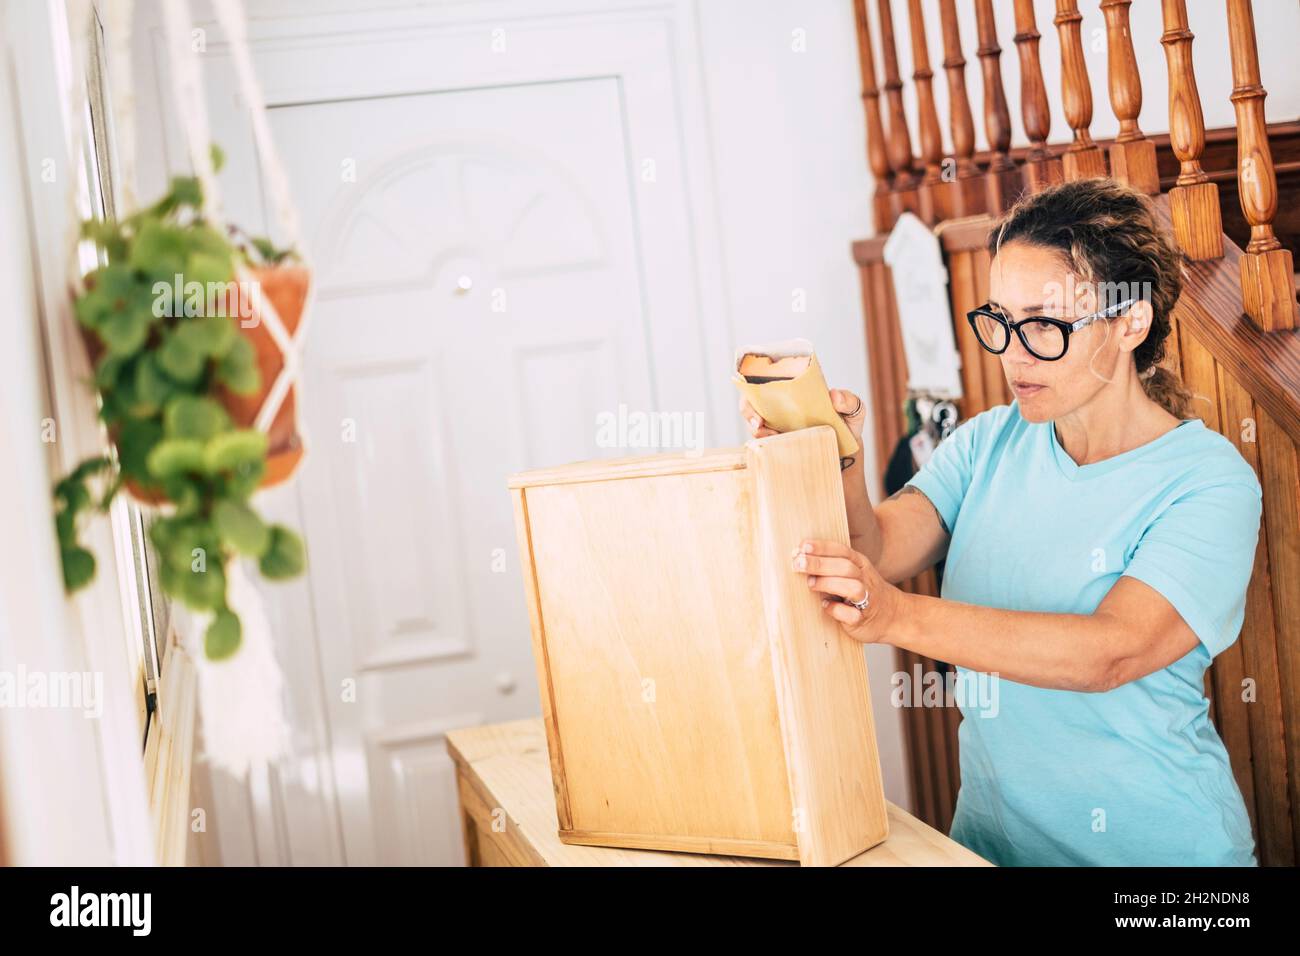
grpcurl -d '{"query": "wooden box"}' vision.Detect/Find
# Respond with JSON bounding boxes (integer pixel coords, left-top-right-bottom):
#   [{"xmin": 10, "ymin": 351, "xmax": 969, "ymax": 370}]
[{"xmin": 507, "ymin": 426, "xmax": 889, "ymax": 866}]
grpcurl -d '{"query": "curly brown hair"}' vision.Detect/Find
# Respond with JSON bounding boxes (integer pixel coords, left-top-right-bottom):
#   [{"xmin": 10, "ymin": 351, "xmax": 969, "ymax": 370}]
[{"xmin": 986, "ymin": 178, "xmax": 1194, "ymax": 419}]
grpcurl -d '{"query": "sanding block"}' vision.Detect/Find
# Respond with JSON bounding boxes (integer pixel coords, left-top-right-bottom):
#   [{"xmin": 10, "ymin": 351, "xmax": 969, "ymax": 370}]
[{"xmin": 731, "ymin": 337, "xmax": 860, "ymax": 458}]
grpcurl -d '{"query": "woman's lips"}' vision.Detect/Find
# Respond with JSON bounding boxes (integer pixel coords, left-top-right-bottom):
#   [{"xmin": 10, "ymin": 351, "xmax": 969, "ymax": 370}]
[{"xmin": 1012, "ymin": 382, "xmax": 1045, "ymax": 397}]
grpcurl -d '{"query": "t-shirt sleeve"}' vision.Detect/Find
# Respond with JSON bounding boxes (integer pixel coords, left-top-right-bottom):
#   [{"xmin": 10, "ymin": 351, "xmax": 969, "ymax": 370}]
[
  {"xmin": 901, "ymin": 411, "xmax": 983, "ymax": 535},
  {"xmin": 1120, "ymin": 478, "xmax": 1262, "ymax": 659}
]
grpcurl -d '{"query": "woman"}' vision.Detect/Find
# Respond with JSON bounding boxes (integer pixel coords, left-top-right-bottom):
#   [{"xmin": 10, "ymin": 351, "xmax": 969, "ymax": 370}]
[{"xmin": 740, "ymin": 178, "xmax": 1262, "ymax": 866}]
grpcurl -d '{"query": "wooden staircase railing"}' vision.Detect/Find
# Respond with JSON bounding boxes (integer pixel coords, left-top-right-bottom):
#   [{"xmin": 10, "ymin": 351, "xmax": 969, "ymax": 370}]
[{"xmin": 849, "ymin": 0, "xmax": 1300, "ymax": 865}]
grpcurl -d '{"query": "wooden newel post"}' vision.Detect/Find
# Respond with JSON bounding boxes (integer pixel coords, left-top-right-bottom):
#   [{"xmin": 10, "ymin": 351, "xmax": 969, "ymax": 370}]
[
  {"xmin": 1225, "ymin": 0, "xmax": 1297, "ymax": 331},
  {"xmin": 1100, "ymin": 0, "xmax": 1159, "ymax": 193},
  {"xmin": 974, "ymin": 0, "xmax": 1024, "ymax": 211},
  {"xmin": 1054, "ymin": 0, "xmax": 1107, "ymax": 180},
  {"xmin": 1160, "ymin": 0, "xmax": 1222, "ymax": 260},
  {"xmin": 938, "ymin": 0, "xmax": 987, "ymax": 217},
  {"xmin": 1012, "ymin": 0, "xmax": 1064, "ymax": 191},
  {"xmin": 852, "ymin": 0, "xmax": 897, "ymax": 232}
]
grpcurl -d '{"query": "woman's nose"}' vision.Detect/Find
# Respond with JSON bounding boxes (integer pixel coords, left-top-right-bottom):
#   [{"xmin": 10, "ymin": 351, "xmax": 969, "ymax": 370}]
[{"xmin": 1002, "ymin": 328, "xmax": 1037, "ymax": 366}]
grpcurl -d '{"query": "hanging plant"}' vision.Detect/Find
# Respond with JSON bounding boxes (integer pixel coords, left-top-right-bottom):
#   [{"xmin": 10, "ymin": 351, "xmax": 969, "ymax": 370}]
[{"xmin": 55, "ymin": 145, "xmax": 307, "ymax": 661}]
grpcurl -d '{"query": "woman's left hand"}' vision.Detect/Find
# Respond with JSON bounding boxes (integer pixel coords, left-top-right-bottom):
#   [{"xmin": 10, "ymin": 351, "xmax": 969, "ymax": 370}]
[{"xmin": 791, "ymin": 539, "xmax": 907, "ymax": 645}]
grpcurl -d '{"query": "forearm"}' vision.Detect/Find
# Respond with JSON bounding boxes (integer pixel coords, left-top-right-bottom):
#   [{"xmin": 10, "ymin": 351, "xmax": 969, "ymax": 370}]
[
  {"xmin": 892, "ymin": 591, "xmax": 1116, "ymax": 693},
  {"xmin": 843, "ymin": 458, "xmax": 884, "ymax": 564}
]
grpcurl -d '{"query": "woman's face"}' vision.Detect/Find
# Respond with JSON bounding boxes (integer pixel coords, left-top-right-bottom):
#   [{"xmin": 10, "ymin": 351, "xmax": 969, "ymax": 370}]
[{"xmin": 987, "ymin": 241, "xmax": 1134, "ymax": 424}]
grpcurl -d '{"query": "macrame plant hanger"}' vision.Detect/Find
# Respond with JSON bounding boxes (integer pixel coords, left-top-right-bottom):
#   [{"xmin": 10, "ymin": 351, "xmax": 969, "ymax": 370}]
[
  {"xmin": 103, "ymin": 0, "xmax": 318, "ymax": 775},
  {"xmin": 210, "ymin": 0, "xmax": 317, "ymax": 443},
  {"xmin": 163, "ymin": 0, "xmax": 317, "ymax": 453}
]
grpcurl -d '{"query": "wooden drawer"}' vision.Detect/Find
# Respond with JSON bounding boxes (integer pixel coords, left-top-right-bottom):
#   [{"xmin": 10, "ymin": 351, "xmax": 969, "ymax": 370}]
[{"xmin": 507, "ymin": 427, "xmax": 890, "ymax": 866}]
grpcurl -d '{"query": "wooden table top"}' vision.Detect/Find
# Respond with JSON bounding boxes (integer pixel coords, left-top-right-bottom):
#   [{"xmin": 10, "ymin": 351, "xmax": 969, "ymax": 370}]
[{"xmin": 446, "ymin": 717, "xmax": 992, "ymax": 867}]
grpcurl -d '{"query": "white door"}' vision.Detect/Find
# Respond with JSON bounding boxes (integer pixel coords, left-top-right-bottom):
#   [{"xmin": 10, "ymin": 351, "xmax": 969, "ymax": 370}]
[
  {"xmin": 272, "ymin": 78, "xmax": 656, "ymax": 867},
  {"xmin": 131, "ymin": 1, "xmax": 728, "ymax": 864}
]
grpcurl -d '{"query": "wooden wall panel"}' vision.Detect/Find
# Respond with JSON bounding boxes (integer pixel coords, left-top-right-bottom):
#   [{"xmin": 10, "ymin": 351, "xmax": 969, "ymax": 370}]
[
  {"xmin": 1178, "ymin": 322, "xmax": 1247, "ymax": 801},
  {"xmin": 855, "ymin": 242, "xmax": 965, "ymax": 834},
  {"xmin": 1256, "ymin": 411, "xmax": 1300, "ymax": 864},
  {"xmin": 947, "ymin": 249, "xmax": 988, "ymax": 419},
  {"xmin": 1216, "ymin": 363, "xmax": 1296, "ymax": 866}
]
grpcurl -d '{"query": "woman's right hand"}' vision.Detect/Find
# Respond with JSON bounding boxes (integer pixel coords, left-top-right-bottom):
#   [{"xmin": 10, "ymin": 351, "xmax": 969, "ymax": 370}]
[{"xmin": 738, "ymin": 388, "xmax": 867, "ymax": 445}]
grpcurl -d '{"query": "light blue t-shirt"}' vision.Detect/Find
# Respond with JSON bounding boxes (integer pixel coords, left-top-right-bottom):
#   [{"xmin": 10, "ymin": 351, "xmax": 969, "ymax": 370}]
[{"xmin": 904, "ymin": 399, "xmax": 1262, "ymax": 867}]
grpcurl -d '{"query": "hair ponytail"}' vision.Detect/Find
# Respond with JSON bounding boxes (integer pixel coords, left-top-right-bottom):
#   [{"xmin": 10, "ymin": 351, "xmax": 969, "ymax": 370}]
[{"xmin": 1140, "ymin": 364, "xmax": 1195, "ymax": 420}]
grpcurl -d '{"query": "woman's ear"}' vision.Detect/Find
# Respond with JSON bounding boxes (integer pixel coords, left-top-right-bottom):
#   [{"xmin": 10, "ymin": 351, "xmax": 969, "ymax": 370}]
[{"xmin": 1125, "ymin": 300, "xmax": 1153, "ymax": 336}]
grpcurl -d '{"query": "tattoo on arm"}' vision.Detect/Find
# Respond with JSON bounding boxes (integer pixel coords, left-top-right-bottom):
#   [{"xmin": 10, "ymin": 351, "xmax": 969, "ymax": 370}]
[{"xmin": 884, "ymin": 485, "xmax": 951, "ymax": 536}]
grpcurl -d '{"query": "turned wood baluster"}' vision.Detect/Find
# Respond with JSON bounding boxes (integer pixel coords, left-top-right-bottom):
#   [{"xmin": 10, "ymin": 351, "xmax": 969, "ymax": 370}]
[
  {"xmin": 937, "ymin": 0, "xmax": 987, "ymax": 217},
  {"xmin": 1053, "ymin": 0, "xmax": 1106, "ymax": 180},
  {"xmin": 1100, "ymin": 0, "xmax": 1159, "ymax": 193},
  {"xmin": 907, "ymin": 0, "xmax": 950, "ymax": 222},
  {"xmin": 1226, "ymin": 0, "xmax": 1297, "ymax": 331},
  {"xmin": 877, "ymin": 0, "xmax": 924, "ymax": 219},
  {"xmin": 1012, "ymin": 0, "xmax": 1064, "ymax": 191},
  {"xmin": 1159, "ymin": 0, "xmax": 1222, "ymax": 260},
  {"xmin": 974, "ymin": 0, "xmax": 1024, "ymax": 212},
  {"xmin": 852, "ymin": 0, "xmax": 897, "ymax": 232}
]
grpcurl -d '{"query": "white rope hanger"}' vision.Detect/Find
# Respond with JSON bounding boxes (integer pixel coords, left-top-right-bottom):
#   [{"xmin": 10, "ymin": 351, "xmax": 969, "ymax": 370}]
[
  {"xmin": 122, "ymin": 0, "xmax": 317, "ymax": 773},
  {"xmin": 160, "ymin": 0, "xmax": 316, "ymax": 442},
  {"xmin": 61, "ymin": 0, "xmax": 95, "ymax": 296},
  {"xmin": 102, "ymin": 0, "xmax": 138, "ymax": 215},
  {"xmin": 209, "ymin": 0, "xmax": 317, "ymax": 437}
]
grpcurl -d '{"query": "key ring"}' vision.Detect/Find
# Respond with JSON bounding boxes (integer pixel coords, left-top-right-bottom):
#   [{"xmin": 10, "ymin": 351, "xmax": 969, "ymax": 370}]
[{"xmin": 932, "ymin": 400, "xmax": 959, "ymax": 441}]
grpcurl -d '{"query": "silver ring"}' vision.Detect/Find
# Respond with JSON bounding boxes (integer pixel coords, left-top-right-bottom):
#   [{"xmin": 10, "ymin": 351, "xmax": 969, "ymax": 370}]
[{"xmin": 849, "ymin": 591, "xmax": 870, "ymax": 611}]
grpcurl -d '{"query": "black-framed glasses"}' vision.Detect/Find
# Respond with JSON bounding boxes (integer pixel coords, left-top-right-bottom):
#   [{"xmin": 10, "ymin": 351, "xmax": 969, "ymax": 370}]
[{"xmin": 965, "ymin": 297, "xmax": 1138, "ymax": 361}]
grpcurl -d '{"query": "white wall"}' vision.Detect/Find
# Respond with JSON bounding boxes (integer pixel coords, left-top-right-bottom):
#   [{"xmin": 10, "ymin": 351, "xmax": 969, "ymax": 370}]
[
  {"xmin": 0, "ymin": 0, "xmax": 153, "ymax": 866},
  {"xmin": 693, "ymin": 1, "xmax": 911, "ymax": 812}
]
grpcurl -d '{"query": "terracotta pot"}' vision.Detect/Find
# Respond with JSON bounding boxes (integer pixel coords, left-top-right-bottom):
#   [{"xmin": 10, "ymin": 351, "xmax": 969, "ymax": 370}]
[
  {"xmin": 78, "ymin": 264, "xmax": 310, "ymax": 505},
  {"xmin": 217, "ymin": 265, "xmax": 309, "ymax": 490}
]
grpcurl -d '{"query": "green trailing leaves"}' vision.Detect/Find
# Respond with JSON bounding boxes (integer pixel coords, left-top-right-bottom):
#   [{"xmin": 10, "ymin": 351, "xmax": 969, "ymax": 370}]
[
  {"xmin": 260, "ymin": 526, "xmax": 306, "ymax": 579},
  {"xmin": 206, "ymin": 608, "xmax": 242, "ymax": 659},
  {"xmin": 53, "ymin": 456, "xmax": 112, "ymax": 592},
  {"xmin": 157, "ymin": 326, "xmax": 206, "ymax": 383},
  {"xmin": 99, "ymin": 305, "xmax": 153, "ymax": 356},
  {"xmin": 164, "ymin": 395, "xmax": 231, "ymax": 442},
  {"xmin": 146, "ymin": 438, "xmax": 207, "ymax": 479},
  {"xmin": 216, "ymin": 335, "xmax": 260, "ymax": 394},
  {"xmin": 213, "ymin": 500, "xmax": 270, "ymax": 557},
  {"xmin": 189, "ymin": 314, "xmax": 237, "ymax": 358},
  {"xmin": 124, "ymin": 353, "xmax": 175, "ymax": 417},
  {"xmin": 203, "ymin": 428, "xmax": 268, "ymax": 473},
  {"xmin": 53, "ymin": 147, "xmax": 306, "ymax": 660},
  {"xmin": 61, "ymin": 547, "xmax": 97, "ymax": 591}
]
